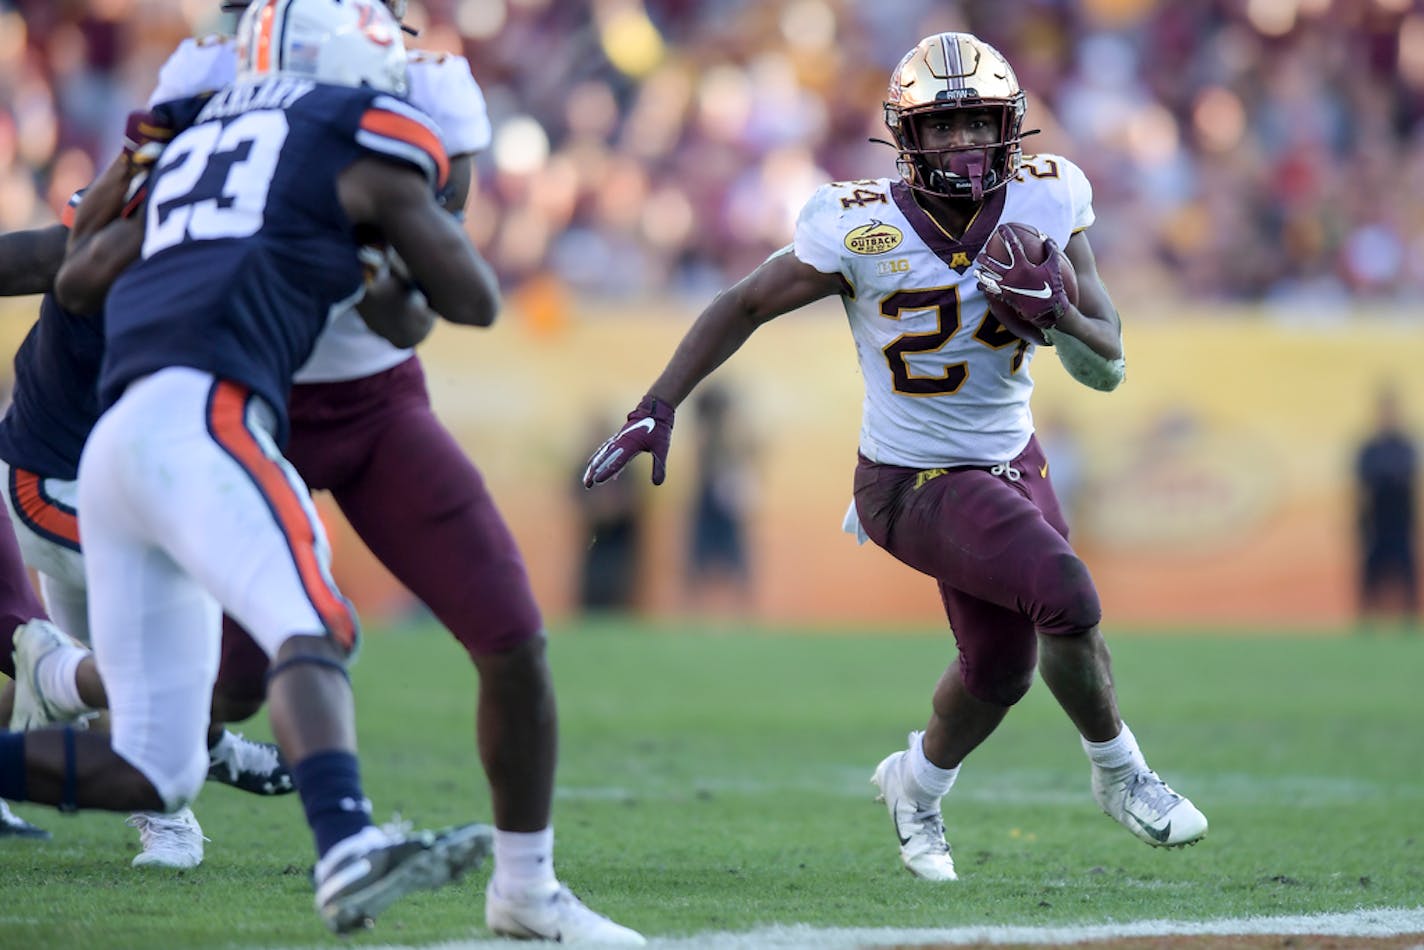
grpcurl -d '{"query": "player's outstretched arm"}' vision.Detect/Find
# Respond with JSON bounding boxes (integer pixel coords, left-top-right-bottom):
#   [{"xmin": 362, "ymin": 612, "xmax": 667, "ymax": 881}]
[
  {"xmin": 583, "ymin": 248, "xmax": 843, "ymax": 487},
  {"xmin": 648, "ymin": 247, "xmax": 845, "ymax": 408},
  {"xmin": 339, "ymin": 156, "xmax": 499, "ymax": 333},
  {"xmin": 0, "ymin": 225, "xmax": 67, "ymax": 297}
]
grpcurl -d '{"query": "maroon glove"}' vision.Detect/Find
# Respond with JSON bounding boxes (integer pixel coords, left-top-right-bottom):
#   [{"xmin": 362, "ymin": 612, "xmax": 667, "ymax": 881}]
[
  {"xmin": 583, "ymin": 395, "xmax": 675, "ymax": 487},
  {"xmin": 119, "ymin": 95, "xmax": 216, "ymax": 215},
  {"xmin": 974, "ymin": 224, "xmax": 1071, "ymax": 330},
  {"xmin": 122, "ymin": 108, "xmax": 180, "ymax": 171}
]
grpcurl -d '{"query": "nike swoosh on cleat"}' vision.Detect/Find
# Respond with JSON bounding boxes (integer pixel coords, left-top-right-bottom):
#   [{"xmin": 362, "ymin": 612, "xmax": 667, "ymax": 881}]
[
  {"xmin": 891, "ymin": 799, "xmax": 911, "ymax": 846},
  {"xmin": 1001, "ymin": 283, "xmax": 1053, "ymax": 298},
  {"xmin": 1129, "ymin": 814, "xmax": 1172, "ymax": 844}
]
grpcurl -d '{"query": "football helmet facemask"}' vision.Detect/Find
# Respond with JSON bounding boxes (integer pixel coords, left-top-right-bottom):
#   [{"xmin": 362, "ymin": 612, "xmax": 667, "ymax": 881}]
[
  {"xmin": 883, "ymin": 32, "xmax": 1030, "ymax": 202},
  {"xmin": 236, "ymin": 0, "xmax": 408, "ymax": 95}
]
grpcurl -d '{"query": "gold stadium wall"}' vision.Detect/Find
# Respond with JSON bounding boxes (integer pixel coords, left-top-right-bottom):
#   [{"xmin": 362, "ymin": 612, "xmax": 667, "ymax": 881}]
[{"xmin": 3, "ymin": 296, "xmax": 1420, "ymax": 630}]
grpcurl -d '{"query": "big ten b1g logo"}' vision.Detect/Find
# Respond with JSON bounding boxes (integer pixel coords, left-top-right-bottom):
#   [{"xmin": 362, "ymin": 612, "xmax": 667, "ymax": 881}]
[{"xmin": 877, "ymin": 258, "xmax": 910, "ymax": 276}]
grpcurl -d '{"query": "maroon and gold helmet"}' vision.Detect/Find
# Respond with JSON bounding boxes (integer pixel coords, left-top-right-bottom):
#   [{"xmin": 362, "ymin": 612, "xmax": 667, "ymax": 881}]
[{"xmin": 884, "ymin": 33, "xmax": 1027, "ymax": 202}]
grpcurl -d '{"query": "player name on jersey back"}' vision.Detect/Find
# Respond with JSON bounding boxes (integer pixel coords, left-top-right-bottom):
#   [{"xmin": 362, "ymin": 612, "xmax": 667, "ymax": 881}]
[{"xmin": 196, "ymin": 75, "xmax": 315, "ymax": 120}]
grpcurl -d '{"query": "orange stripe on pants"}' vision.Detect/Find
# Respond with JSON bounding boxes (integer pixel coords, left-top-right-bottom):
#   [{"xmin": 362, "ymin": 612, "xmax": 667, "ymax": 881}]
[
  {"xmin": 12, "ymin": 468, "xmax": 81, "ymax": 547},
  {"xmin": 207, "ymin": 382, "xmax": 355, "ymax": 649}
]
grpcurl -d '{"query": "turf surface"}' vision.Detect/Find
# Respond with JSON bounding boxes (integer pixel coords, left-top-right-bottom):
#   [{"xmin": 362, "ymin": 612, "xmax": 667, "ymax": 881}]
[{"xmin": 0, "ymin": 620, "xmax": 1419, "ymax": 947}]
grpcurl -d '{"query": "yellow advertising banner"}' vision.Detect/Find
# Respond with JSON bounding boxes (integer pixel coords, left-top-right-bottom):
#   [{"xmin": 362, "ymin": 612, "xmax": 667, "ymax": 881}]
[
  {"xmin": 409, "ymin": 302, "xmax": 1424, "ymax": 631},
  {"xmin": 2, "ymin": 296, "xmax": 1419, "ymax": 630}
]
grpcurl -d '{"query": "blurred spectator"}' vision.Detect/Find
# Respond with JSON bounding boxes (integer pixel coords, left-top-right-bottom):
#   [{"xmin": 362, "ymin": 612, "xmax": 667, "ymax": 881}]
[
  {"xmin": 684, "ymin": 383, "xmax": 756, "ymax": 615},
  {"xmin": 571, "ymin": 411, "xmax": 648, "ymax": 614},
  {"xmin": 1354, "ymin": 384, "xmax": 1419, "ymax": 630},
  {"xmin": 8, "ymin": 0, "xmax": 1424, "ymax": 309}
]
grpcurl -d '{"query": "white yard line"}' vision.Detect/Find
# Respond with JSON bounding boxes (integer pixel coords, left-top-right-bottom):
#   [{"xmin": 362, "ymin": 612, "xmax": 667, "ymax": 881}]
[{"xmin": 342, "ymin": 905, "xmax": 1424, "ymax": 949}]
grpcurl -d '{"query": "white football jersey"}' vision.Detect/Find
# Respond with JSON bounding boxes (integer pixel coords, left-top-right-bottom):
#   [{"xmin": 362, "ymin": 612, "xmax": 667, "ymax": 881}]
[
  {"xmin": 148, "ymin": 37, "xmax": 492, "ymax": 384},
  {"xmin": 794, "ymin": 155, "xmax": 1095, "ymax": 468}
]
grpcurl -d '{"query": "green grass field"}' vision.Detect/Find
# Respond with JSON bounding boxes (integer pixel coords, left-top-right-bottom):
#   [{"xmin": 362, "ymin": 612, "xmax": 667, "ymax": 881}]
[{"xmin": 1, "ymin": 621, "xmax": 1420, "ymax": 948}]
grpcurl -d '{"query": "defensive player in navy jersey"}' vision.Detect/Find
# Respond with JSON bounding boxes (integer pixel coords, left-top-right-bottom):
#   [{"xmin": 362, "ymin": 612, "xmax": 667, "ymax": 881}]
[
  {"xmin": 0, "ymin": 0, "xmax": 496, "ymax": 932},
  {"xmin": 1, "ymin": 2, "xmax": 644, "ymax": 942},
  {"xmin": 585, "ymin": 33, "xmax": 1207, "ymax": 882},
  {"xmin": 0, "ymin": 208, "xmax": 301, "ymax": 863}
]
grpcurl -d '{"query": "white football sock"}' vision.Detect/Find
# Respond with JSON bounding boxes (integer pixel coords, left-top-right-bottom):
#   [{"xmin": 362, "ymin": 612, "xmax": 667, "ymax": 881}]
[
  {"xmin": 36, "ymin": 644, "xmax": 94, "ymax": 719},
  {"xmin": 492, "ymin": 826, "xmax": 556, "ymax": 898},
  {"xmin": 907, "ymin": 732, "xmax": 960, "ymax": 801},
  {"xmin": 1081, "ymin": 722, "xmax": 1147, "ymax": 773}
]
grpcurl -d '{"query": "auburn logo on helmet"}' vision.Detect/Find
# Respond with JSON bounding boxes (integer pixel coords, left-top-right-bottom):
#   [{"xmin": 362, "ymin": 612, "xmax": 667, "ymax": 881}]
[{"xmin": 356, "ymin": 1, "xmax": 395, "ymax": 47}]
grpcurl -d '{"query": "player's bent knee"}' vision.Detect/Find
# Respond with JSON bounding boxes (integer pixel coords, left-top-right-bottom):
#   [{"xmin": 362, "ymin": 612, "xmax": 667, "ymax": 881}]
[
  {"xmin": 964, "ymin": 666, "xmax": 1035, "ymax": 706},
  {"xmin": 266, "ymin": 634, "xmax": 351, "ymax": 684},
  {"xmin": 1031, "ymin": 553, "xmax": 1102, "ymax": 634},
  {"xmin": 458, "ymin": 618, "xmax": 542, "ymax": 661},
  {"xmin": 472, "ymin": 634, "xmax": 552, "ymax": 699}
]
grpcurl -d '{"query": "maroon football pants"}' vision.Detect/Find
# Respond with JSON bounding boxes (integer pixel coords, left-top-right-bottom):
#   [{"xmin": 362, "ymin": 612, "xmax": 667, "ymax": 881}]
[
  {"xmin": 0, "ymin": 513, "xmax": 48, "ymax": 680},
  {"xmin": 852, "ymin": 435, "xmax": 1102, "ymax": 705},
  {"xmin": 216, "ymin": 356, "xmax": 542, "ymax": 703}
]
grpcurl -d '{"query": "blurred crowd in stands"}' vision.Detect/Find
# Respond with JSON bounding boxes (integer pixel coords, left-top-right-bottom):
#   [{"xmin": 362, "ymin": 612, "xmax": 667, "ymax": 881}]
[{"xmin": 3, "ymin": 0, "xmax": 1421, "ymax": 312}]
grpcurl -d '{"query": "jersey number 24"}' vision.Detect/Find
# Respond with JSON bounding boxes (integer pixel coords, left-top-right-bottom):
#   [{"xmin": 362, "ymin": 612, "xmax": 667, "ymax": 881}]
[{"xmin": 881, "ymin": 286, "xmax": 1030, "ymax": 395}]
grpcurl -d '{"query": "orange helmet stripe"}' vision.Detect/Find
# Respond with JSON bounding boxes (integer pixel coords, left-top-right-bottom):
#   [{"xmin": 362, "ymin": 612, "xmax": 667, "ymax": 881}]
[{"xmin": 254, "ymin": 0, "xmax": 277, "ymax": 73}]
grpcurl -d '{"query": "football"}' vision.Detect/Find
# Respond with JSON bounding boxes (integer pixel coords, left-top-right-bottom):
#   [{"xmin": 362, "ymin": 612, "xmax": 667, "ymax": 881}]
[{"xmin": 981, "ymin": 222, "xmax": 1078, "ymax": 346}]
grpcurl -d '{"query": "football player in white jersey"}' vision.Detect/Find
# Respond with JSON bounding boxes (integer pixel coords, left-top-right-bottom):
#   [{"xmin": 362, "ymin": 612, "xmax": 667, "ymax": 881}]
[
  {"xmin": 6, "ymin": 0, "xmax": 643, "ymax": 941},
  {"xmin": 585, "ymin": 32, "xmax": 1207, "ymax": 882}
]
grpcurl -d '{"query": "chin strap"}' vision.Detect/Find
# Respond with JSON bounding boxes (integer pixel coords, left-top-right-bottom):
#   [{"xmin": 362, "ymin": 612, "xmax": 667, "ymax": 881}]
[{"xmin": 928, "ymin": 164, "xmax": 999, "ymax": 201}]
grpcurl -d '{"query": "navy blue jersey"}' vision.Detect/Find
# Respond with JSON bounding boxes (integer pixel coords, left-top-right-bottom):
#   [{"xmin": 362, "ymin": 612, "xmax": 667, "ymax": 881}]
[
  {"xmin": 101, "ymin": 76, "xmax": 447, "ymax": 444},
  {"xmin": 0, "ymin": 294, "xmax": 105, "ymax": 480}
]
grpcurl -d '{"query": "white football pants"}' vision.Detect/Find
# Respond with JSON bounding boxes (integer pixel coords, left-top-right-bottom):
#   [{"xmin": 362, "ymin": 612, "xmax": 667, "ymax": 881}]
[{"xmin": 77, "ymin": 367, "xmax": 354, "ymax": 810}]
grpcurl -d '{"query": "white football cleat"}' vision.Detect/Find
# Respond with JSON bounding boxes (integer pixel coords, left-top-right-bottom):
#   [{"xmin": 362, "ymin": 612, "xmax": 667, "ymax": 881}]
[
  {"xmin": 486, "ymin": 879, "xmax": 646, "ymax": 945},
  {"xmin": 871, "ymin": 737, "xmax": 957, "ymax": 882},
  {"xmin": 128, "ymin": 807, "xmax": 207, "ymax": 868},
  {"xmin": 1092, "ymin": 765, "xmax": 1208, "ymax": 848},
  {"xmin": 10, "ymin": 619, "xmax": 88, "ymax": 731}
]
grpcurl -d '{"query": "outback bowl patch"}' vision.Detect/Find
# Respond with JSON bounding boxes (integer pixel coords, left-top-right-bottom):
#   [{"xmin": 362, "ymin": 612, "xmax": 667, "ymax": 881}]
[{"xmin": 844, "ymin": 221, "xmax": 904, "ymax": 255}]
